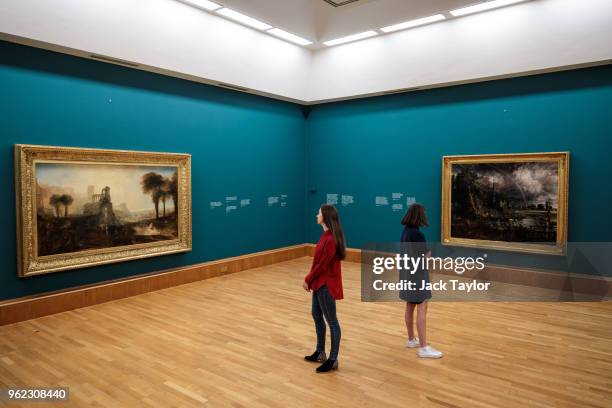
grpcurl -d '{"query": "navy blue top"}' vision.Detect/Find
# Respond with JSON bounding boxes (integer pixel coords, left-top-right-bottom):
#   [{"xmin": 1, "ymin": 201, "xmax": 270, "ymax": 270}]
[
  {"xmin": 400, "ymin": 225, "xmax": 428, "ymax": 256},
  {"xmin": 399, "ymin": 224, "xmax": 432, "ymax": 303}
]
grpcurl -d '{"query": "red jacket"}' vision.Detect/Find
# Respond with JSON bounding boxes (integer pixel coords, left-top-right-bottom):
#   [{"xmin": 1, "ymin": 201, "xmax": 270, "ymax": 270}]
[{"xmin": 304, "ymin": 230, "xmax": 344, "ymax": 300}]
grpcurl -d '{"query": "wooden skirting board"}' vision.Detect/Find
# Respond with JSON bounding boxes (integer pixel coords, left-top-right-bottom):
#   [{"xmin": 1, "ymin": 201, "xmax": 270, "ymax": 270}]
[
  {"xmin": 0, "ymin": 244, "xmax": 309, "ymax": 326},
  {"xmin": 2, "ymin": 243, "xmax": 609, "ymax": 325}
]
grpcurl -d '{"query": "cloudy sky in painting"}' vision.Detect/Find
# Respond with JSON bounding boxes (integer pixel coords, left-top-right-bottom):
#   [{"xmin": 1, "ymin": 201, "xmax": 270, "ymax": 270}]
[
  {"xmin": 36, "ymin": 162, "xmax": 177, "ymax": 213},
  {"xmin": 453, "ymin": 162, "xmax": 559, "ymax": 207}
]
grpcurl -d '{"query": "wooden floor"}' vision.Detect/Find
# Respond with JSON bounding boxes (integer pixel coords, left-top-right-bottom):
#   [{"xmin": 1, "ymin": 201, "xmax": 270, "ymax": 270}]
[{"xmin": 1, "ymin": 257, "xmax": 611, "ymax": 408}]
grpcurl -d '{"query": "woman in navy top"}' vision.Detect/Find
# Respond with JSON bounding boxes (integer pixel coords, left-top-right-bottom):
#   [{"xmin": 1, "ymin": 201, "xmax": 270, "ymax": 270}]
[{"xmin": 400, "ymin": 204, "xmax": 443, "ymax": 359}]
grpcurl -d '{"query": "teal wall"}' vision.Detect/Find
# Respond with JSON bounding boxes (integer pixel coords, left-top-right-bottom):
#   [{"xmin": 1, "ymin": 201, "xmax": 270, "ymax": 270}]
[
  {"xmin": 306, "ymin": 66, "xmax": 612, "ymax": 263},
  {"xmin": 2, "ymin": 40, "xmax": 612, "ymax": 301},
  {"xmin": 0, "ymin": 41, "xmax": 307, "ymax": 301}
]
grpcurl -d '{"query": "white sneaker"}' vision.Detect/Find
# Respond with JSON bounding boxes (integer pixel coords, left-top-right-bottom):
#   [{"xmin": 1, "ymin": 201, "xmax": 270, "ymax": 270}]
[
  {"xmin": 406, "ymin": 338, "xmax": 420, "ymax": 348},
  {"xmin": 418, "ymin": 345, "xmax": 443, "ymax": 359}
]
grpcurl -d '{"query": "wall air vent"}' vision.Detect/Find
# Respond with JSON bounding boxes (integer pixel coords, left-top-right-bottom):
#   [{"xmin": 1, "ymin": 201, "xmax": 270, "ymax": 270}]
[
  {"xmin": 322, "ymin": 0, "xmax": 363, "ymax": 7},
  {"xmin": 216, "ymin": 82, "xmax": 249, "ymax": 92},
  {"xmin": 89, "ymin": 54, "xmax": 139, "ymax": 68},
  {"xmin": 383, "ymin": 87, "xmax": 421, "ymax": 95}
]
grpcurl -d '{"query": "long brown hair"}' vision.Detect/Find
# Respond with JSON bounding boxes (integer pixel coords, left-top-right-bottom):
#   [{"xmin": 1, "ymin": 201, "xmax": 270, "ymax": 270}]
[
  {"xmin": 401, "ymin": 203, "xmax": 429, "ymax": 227},
  {"xmin": 320, "ymin": 204, "xmax": 346, "ymax": 260}
]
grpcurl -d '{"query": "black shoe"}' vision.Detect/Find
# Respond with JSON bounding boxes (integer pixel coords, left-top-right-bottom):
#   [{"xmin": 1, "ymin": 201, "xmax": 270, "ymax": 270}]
[
  {"xmin": 304, "ymin": 351, "xmax": 327, "ymax": 362},
  {"xmin": 316, "ymin": 359, "xmax": 338, "ymax": 373}
]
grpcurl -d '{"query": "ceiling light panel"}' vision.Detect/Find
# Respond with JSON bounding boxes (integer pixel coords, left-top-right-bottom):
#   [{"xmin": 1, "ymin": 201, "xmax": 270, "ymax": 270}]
[
  {"xmin": 450, "ymin": 0, "xmax": 529, "ymax": 17},
  {"xmin": 381, "ymin": 14, "xmax": 446, "ymax": 33},
  {"xmin": 182, "ymin": 0, "xmax": 221, "ymax": 11},
  {"xmin": 216, "ymin": 8, "xmax": 272, "ymax": 31},
  {"xmin": 267, "ymin": 28, "xmax": 312, "ymax": 46},
  {"xmin": 323, "ymin": 31, "xmax": 378, "ymax": 47}
]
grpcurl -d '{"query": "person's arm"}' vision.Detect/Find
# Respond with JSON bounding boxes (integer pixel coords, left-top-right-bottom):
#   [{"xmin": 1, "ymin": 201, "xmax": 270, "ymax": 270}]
[
  {"xmin": 304, "ymin": 237, "xmax": 337, "ymax": 288},
  {"xmin": 400, "ymin": 227, "xmax": 408, "ymax": 243},
  {"xmin": 400, "ymin": 228, "xmax": 409, "ymax": 259},
  {"xmin": 416, "ymin": 230, "xmax": 431, "ymax": 257}
]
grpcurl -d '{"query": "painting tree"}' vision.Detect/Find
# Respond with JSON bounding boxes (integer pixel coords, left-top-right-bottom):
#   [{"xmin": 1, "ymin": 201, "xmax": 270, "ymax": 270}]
[
  {"xmin": 452, "ymin": 166, "xmax": 478, "ymax": 218},
  {"xmin": 141, "ymin": 172, "xmax": 164, "ymax": 219},
  {"xmin": 49, "ymin": 194, "xmax": 62, "ymax": 218},
  {"xmin": 160, "ymin": 178, "xmax": 172, "ymax": 218},
  {"xmin": 169, "ymin": 171, "xmax": 178, "ymax": 218},
  {"xmin": 60, "ymin": 194, "xmax": 74, "ymax": 217}
]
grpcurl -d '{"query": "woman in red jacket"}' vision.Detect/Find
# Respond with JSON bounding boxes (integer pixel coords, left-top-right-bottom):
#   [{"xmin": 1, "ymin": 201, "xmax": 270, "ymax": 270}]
[{"xmin": 303, "ymin": 204, "xmax": 346, "ymax": 373}]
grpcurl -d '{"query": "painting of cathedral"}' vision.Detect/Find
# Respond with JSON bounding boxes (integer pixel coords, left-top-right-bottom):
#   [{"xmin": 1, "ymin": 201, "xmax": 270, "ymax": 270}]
[
  {"xmin": 441, "ymin": 152, "xmax": 569, "ymax": 255},
  {"xmin": 15, "ymin": 145, "xmax": 192, "ymax": 277}
]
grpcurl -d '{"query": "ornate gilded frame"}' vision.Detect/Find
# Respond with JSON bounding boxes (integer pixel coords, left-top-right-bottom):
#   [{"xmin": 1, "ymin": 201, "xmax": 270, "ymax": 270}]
[
  {"xmin": 15, "ymin": 144, "xmax": 192, "ymax": 277},
  {"xmin": 441, "ymin": 152, "xmax": 569, "ymax": 255}
]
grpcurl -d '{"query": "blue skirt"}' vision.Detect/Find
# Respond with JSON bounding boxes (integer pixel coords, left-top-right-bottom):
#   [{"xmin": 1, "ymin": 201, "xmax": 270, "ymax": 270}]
[{"xmin": 399, "ymin": 267, "xmax": 432, "ymax": 303}]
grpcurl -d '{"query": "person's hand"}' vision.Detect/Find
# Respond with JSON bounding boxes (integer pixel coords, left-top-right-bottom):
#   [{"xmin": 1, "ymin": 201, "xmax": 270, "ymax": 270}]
[{"xmin": 302, "ymin": 281, "xmax": 310, "ymax": 292}]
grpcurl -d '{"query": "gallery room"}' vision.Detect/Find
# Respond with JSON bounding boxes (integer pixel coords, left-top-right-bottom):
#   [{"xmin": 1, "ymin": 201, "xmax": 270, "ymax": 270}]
[{"xmin": 1, "ymin": 0, "xmax": 611, "ymax": 406}]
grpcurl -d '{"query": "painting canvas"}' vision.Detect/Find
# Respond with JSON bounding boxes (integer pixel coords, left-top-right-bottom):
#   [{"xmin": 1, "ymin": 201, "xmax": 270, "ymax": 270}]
[
  {"xmin": 15, "ymin": 145, "xmax": 192, "ymax": 277},
  {"xmin": 442, "ymin": 152, "xmax": 569, "ymax": 255},
  {"xmin": 36, "ymin": 163, "xmax": 180, "ymax": 256}
]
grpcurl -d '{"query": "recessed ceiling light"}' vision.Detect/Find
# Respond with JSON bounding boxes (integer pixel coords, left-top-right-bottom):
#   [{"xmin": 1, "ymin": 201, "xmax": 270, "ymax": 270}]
[
  {"xmin": 450, "ymin": 0, "xmax": 528, "ymax": 17},
  {"xmin": 267, "ymin": 29, "xmax": 312, "ymax": 46},
  {"xmin": 380, "ymin": 14, "xmax": 446, "ymax": 33},
  {"xmin": 182, "ymin": 0, "xmax": 221, "ymax": 11},
  {"xmin": 216, "ymin": 8, "xmax": 272, "ymax": 31},
  {"xmin": 323, "ymin": 31, "xmax": 378, "ymax": 47}
]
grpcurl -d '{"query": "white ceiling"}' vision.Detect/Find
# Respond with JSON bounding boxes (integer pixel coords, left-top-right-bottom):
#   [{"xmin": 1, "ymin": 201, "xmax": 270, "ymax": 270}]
[
  {"xmin": 217, "ymin": 0, "xmax": 479, "ymax": 48},
  {"xmin": 1, "ymin": 0, "xmax": 611, "ymax": 103}
]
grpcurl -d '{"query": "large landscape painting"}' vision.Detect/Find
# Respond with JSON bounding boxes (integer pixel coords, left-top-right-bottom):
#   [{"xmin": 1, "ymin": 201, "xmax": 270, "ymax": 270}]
[
  {"xmin": 36, "ymin": 163, "xmax": 179, "ymax": 256},
  {"xmin": 442, "ymin": 153, "xmax": 569, "ymax": 255},
  {"xmin": 15, "ymin": 145, "xmax": 192, "ymax": 277}
]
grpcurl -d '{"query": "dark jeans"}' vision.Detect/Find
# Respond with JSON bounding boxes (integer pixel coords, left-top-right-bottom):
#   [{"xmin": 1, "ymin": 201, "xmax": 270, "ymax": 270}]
[{"xmin": 312, "ymin": 284, "xmax": 341, "ymax": 360}]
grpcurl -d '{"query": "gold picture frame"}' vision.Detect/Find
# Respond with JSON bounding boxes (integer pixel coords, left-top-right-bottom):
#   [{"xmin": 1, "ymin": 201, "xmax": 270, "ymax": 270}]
[
  {"xmin": 15, "ymin": 144, "xmax": 192, "ymax": 277},
  {"xmin": 441, "ymin": 152, "xmax": 569, "ymax": 255}
]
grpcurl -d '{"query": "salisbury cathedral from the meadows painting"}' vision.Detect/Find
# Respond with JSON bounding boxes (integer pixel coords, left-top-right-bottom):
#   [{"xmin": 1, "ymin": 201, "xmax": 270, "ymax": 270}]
[{"xmin": 441, "ymin": 152, "xmax": 569, "ymax": 255}]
